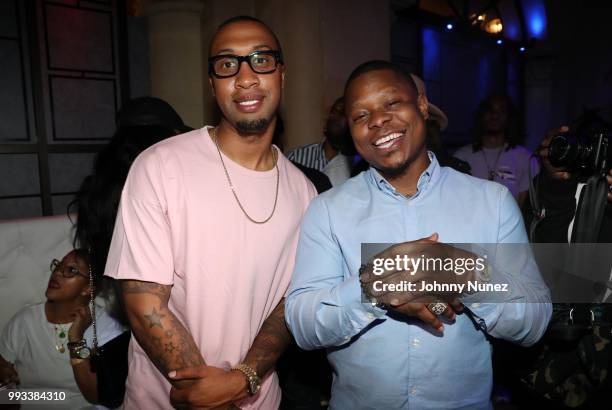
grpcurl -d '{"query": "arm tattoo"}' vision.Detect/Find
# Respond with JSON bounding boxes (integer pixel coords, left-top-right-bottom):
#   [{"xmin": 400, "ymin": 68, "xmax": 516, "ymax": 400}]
[
  {"xmin": 244, "ymin": 299, "xmax": 292, "ymax": 377},
  {"xmin": 121, "ymin": 280, "xmax": 205, "ymax": 378},
  {"xmin": 144, "ymin": 308, "xmax": 165, "ymax": 329}
]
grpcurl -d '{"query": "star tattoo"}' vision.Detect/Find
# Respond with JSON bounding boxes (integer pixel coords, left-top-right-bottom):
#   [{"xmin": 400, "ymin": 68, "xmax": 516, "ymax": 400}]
[{"xmin": 144, "ymin": 308, "xmax": 165, "ymax": 329}]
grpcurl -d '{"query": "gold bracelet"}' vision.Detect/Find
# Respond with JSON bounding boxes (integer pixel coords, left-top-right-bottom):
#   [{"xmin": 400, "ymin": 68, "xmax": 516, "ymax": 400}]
[{"xmin": 231, "ymin": 363, "xmax": 261, "ymax": 396}]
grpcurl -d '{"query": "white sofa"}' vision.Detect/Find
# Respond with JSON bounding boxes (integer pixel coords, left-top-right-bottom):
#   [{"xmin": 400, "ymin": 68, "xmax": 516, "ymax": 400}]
[{"xmin": 0, "ymin": 215, "xmax": 74, "ymax": 331}]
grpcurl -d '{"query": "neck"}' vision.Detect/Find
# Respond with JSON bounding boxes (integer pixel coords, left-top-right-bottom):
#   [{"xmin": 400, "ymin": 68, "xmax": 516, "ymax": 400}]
[
  {"xmin": 214, "ymin": 119, "xmax": 276, "ymax": 171},
  {"xmin": 322, "ymin": 138, "xmax": 338, "ymax": 161},
  {"xmin": 45, "ymin": 300, "xmax": 85, "ymax": 324},
  {"xmin": 381, "ymin": 150, "xmax": 430, "ymax": 196},
  {"xmin": 481, "ymin": 133, "xmax": 506, "ymax": 149}
]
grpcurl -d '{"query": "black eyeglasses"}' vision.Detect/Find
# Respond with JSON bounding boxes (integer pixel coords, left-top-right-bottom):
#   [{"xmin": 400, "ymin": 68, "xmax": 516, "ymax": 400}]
[
  {"xmin": 208, "ymin": 50, "xmax": 283, "ymax": 78},
  {"xmin": 50, "ymin": 259, "xmax": 87, "ymax": 279}
]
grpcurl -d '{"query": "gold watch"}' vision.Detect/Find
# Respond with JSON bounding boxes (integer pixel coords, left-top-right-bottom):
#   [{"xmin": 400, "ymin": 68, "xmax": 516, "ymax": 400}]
[{"xmin": 232, "ymin": 363, "xmax": 261, "ymax": 396}]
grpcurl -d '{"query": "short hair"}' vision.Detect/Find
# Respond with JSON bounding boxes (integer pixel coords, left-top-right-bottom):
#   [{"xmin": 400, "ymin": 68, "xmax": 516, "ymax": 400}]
[
  {"xmin": 344, "ymin": 60, "xmax": 418, "ymax": 96},
  {"xmin": 472, "ymin": 94, "xmax": 524, "ymax": 151},
  {"xmin": 209, "ymin": 15, "xmax": 283, "ymax": 57}
]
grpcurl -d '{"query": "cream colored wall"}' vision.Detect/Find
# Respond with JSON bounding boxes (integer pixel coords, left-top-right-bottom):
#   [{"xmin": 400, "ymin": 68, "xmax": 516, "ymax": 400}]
[
  {"xmin": 146, "ymin": 0, "xmax": 206, "ymax": 128},
  {"xmin": 149, "ymin": 0, "xmax": 391, "ymax": 150}
]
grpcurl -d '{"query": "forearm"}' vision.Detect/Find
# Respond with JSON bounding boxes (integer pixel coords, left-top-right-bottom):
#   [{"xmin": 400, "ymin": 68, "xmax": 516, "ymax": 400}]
[
  {"xmin": 243, "ymin": 299, "xmax": 291, "ymax": 378},
  {"xmin": 121, "ymin": 281, "xmax": 205, "ymax": 380},
  {"xmin": 70, "ymin": 359, "xmax": 98, "ymax": 403},
  {"xmin": 464, "ymin": 259, "xmax": 552, "ymax": 346},
  {"xmin": 285, "ymin": 276, "xmax": 386, "ymax": 350}
]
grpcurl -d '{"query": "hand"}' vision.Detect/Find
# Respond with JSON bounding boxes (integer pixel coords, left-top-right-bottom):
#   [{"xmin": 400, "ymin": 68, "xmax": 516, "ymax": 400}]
[
  {"xmin": 169, "ymin": 365, "xmax": 248, "ymax": 409},
  {"xmin": 0, "ymin": 360, "xmax": 19, "ymax": 386},
  {"xmin": 536, "ymin": 125, "xmax": 571, "ymax": 180},
  {"xmin": 360, "ymin": 233, "xmax": 481, "ymax": 306},
  {"xmin": 68, "ymin": 305, "xmax": 92, "ymax": 342},
  {"xmin": 390, "ymin": 298, "xmax": 464, "ymax": 333}
]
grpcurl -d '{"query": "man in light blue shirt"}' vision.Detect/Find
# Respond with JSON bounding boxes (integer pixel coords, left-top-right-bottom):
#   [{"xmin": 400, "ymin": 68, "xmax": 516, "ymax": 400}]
[{"xmin": 285, "ymin": 61, "xmax": 552, "ymax": 409}]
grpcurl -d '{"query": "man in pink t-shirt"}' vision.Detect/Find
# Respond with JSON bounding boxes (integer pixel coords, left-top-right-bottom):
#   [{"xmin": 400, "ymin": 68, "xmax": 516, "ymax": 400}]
[{"xmin": 104, "ymin": 16, "xmax": 315, "ymax": 409}]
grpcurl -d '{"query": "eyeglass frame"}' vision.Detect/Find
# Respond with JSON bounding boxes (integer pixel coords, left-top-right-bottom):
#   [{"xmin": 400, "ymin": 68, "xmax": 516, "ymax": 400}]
[
  {"xmin": 208, "ymin": 50, "xmax": 284, "ymax": 79},
  {"xmin": 50, "ymin": 258, "xmax": 88, "ymax": 279}
]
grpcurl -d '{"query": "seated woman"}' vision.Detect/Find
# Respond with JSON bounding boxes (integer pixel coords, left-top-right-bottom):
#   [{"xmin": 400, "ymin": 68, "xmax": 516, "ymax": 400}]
[{"xmin": 0, "ymin": 249, "xmax": 128, "ymax": 409}]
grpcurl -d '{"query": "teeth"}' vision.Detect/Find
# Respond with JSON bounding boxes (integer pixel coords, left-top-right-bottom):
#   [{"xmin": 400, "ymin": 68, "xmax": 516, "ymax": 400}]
[
  {"xmin": 375, "ymin": 132, "xmax": 402, "ymax": 147},
  {"xmin": 238, "ymin": 100, "xmax": 259, "ymax": 106}
]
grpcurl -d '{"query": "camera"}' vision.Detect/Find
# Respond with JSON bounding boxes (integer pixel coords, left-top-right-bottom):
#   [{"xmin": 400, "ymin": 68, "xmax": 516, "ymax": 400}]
[{"xmin": 549, "ymin": 132, "xmax": 610, "ymax": 174}]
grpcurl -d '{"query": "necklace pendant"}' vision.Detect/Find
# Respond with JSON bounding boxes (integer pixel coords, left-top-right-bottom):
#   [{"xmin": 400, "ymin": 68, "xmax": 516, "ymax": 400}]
[
  {"xmin": 59, "ymin": 330, "xmax": 66, "ymax": 338},
  {"xmin": 57, "ymin": 345, "xmax": 65, "ymax": 353},
  {"xmin": 488, "ymin": 171, "xmax": 495, "ymax": 181}
]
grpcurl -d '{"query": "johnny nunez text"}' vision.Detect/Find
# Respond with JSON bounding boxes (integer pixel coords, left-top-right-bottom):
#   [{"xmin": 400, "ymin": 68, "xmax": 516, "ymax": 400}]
[{"xmin": 372, "ymin": 280, "xmax": 509, "ymax": 294}]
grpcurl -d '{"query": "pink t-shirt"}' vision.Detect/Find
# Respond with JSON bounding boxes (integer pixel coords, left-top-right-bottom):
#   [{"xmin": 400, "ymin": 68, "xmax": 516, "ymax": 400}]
[{"xmin": 104, "ymin": 127, "xmax": 316, "ymax": 409}]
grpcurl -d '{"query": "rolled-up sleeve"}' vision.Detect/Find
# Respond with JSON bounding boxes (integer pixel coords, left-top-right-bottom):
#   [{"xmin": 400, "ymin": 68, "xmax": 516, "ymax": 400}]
[
  {"xmin": 285, "ymin": 198, "xmax": 386, "ymax": 350},
  {"xmin": 463, "ymin": 188, "xmax": 552, "ymax": 346}
]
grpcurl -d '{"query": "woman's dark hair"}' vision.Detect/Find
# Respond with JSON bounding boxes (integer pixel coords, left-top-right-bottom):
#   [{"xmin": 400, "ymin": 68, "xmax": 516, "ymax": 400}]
[{"xmin": 472, "ymin": 94, "xmax": 524, "ymax": 152}]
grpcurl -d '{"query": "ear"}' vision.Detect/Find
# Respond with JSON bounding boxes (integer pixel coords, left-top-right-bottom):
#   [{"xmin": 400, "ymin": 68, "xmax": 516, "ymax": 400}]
[
  {"xmin": 417, "ymin": 94, "xmax": 429, "ymax": 120},
  {"xmin": 209, "ymin": 76, "xmax": 216, "ymax": 97},
  {"xmin": 280, "ymin": 65, "xmax": 286, "ymax": 89}
]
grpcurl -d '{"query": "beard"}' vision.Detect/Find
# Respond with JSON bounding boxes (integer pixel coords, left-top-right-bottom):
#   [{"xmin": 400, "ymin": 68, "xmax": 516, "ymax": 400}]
[
  {"xmin": 235, "ymin": 118, "xmax": 269, "ymax": 134},
  {"xmin": 373, "ymin": 159, "xmax": 412, "ymax": 178}
]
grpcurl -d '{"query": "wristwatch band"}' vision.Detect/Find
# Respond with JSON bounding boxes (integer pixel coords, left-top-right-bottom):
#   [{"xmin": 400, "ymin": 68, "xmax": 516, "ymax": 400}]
[
  {"xmin": 67, "ymin": 339, "xmax": 90, "ymax": 359},
  {"xmin": 232, "ymin": 363, "xmax": 261, "ymax": 396}
]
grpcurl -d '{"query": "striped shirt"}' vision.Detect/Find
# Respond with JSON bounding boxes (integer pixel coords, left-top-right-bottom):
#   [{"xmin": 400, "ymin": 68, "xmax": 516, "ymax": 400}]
[{"xmin": 286, "ymin": 142, "xmax": 328, "ymax": 172}]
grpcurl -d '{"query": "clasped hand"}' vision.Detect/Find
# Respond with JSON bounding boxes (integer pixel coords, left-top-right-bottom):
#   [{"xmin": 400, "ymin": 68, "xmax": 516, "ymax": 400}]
[
  {"xmin": 168, "ymin": 365, "xmax": 247, "ymax": 409},
  {"xmin": 359, "ymin": 233, "xmax": 482, "ymax": 331}
]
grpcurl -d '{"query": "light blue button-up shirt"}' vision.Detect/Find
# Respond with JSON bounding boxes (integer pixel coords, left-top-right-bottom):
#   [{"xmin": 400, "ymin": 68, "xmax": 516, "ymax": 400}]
[{"xmin": 285, "ymin": 153, "xmax": 551, "ymax": 410}]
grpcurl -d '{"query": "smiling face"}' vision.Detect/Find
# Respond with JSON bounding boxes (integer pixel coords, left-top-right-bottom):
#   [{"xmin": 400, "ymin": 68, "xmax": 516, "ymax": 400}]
[
  {"xmin": 345, "ymin": 69, "xmax": 429, "ymax": 177},
  {"xmin": 209, "ymin": 20, "xmax": 284, "ymax": 135},
  {"xmin": 45, "ymin": 250, "xmax": 90, "ymax": 303}
]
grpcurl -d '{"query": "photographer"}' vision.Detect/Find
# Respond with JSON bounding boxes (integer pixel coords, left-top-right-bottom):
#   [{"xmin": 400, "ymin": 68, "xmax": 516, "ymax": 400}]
[
  {"xmin": 528, "ymin": 121, "xmax": 611, "ymax": 243},
  {"xmin": 515, "ymin": 114, "xmax": 612, "ymax": 409}
]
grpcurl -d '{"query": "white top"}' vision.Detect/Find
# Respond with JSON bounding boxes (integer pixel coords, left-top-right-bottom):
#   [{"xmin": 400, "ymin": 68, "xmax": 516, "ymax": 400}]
[
  {"xmin": 0, "ymin": 303, "xmax": 124, "ymax": 410},
  {"xmin": 454, "ymin": 144, "xmax": 539, "ymax": 199},
  {"xmin": 322, "ymin": 153, "xmax": 352, "ymax": 187}
]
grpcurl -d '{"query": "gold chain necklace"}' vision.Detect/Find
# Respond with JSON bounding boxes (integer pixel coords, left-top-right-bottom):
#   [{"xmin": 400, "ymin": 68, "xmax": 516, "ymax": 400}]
[{"xmin": 210, "ymin": 127, "xmax": 279, "ymax": 224}]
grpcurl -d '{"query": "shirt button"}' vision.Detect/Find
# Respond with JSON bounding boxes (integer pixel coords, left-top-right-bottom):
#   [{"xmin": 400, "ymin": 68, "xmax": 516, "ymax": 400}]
[
  {"xmin": 411, "ymin": 338, "xmax": 420, "ymax": 347},
  {"xmin": 410, "ymin": 388, "xmax": 418, "ymax": 396},
  {"xmin": 471, "ymin": 303, "xmax": 481, "ymax": 308}
]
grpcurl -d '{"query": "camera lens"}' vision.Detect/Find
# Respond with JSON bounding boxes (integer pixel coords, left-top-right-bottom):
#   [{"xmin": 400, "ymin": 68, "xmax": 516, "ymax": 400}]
[{"xmin": 549, "ymin": 135, "xmax": 576, "ymax": 168}]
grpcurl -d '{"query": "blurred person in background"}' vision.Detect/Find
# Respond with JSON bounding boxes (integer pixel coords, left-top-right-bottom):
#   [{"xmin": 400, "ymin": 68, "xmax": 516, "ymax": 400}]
[
  {"xmin": 0, "ymin": 249, "xmax": 127, "ymax": 409},
  {"xmin": 287, "ymin": 97, "xmax": 355, "ymax": 186},
  {"xmin": 455, "ymin": 94, "xmax": 537, "ymax": 208}
]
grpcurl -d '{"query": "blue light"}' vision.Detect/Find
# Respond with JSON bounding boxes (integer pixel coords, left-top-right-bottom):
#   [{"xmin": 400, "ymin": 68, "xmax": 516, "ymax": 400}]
[
  {"xmin": 496, "ymin": 39, "xmax": 503, "ymax": 45},
  {"xmin": 446, "ymin": 23, "xmax": 453, "ymax": 30},
  {"xmin": 519, "ymin": 46, "xmax": 526, "ymax": 52},
  {"xmin": 422, "ymin": 28, "xmax": 440, "ymax": 80},
  {"xmin": 522, "ymin": 0, "xmax": 547, "ymax": 39}
]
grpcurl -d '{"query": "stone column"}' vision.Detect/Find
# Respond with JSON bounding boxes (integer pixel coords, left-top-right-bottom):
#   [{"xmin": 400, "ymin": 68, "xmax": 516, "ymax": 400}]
[{"xmin": 145, "ymin": 0, "xmax": 205, "ymax": 128}]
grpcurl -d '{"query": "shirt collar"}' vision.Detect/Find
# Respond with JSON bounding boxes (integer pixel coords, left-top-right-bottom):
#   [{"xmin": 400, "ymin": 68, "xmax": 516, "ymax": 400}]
[{"xmin": 366, "ymin": 151, "xmax": 440, "ymax": 199}]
